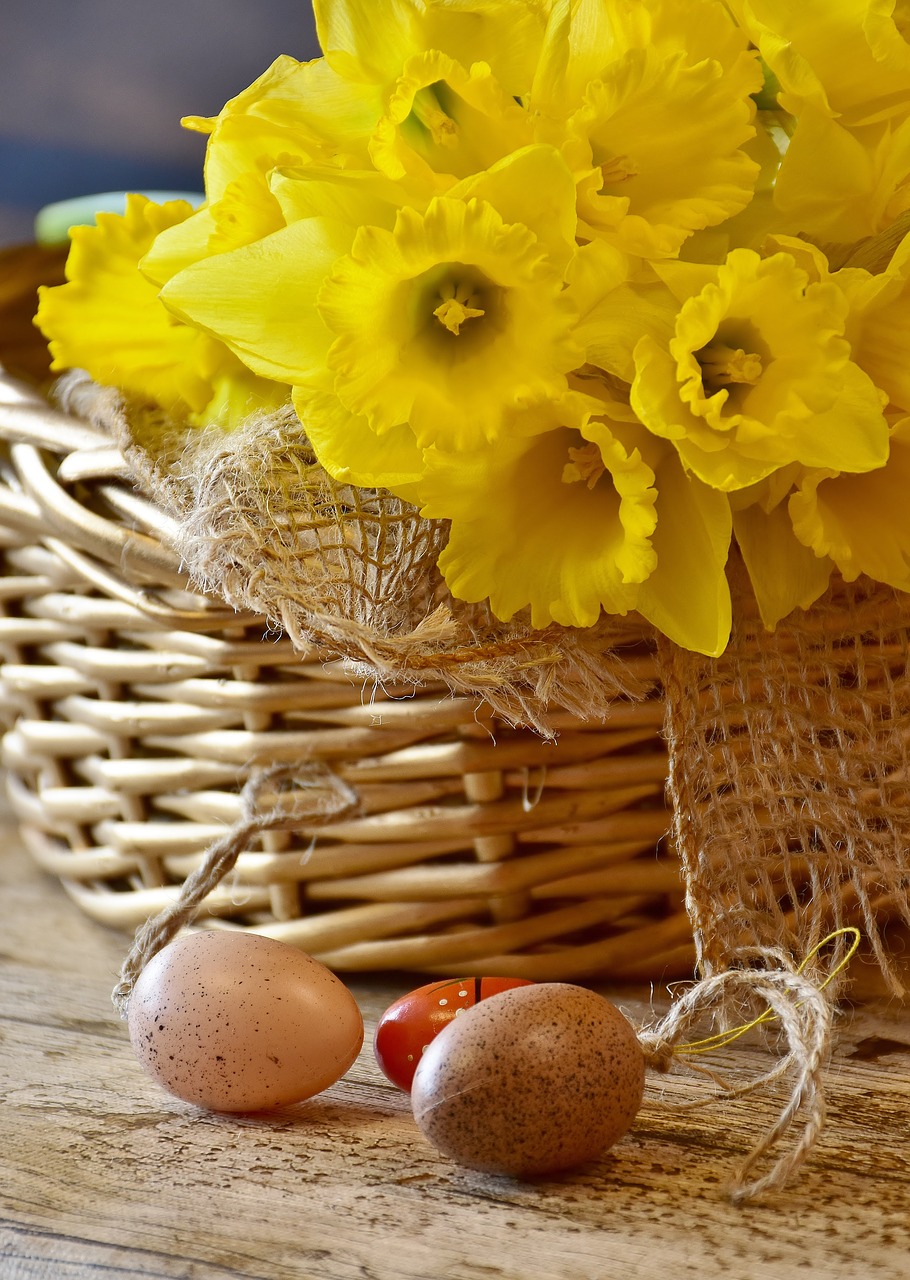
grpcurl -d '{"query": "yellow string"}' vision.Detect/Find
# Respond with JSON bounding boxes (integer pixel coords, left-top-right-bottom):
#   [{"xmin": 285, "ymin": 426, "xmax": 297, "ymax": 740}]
[{"xmin": 673, "ymin": 927, "xmax": 861, "ymax": 1058}]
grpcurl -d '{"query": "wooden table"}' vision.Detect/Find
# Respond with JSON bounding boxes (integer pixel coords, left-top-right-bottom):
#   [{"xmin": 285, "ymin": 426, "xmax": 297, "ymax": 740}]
[{"xmin": 3, "ymin": 817, "xmax": 910, "ymax": 1280}]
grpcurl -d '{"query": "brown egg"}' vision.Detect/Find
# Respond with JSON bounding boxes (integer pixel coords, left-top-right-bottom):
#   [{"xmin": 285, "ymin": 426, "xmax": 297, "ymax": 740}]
[
  {"xmin": 127, "ymin": 931, "xmax": 364, "ymax": 1111},
  {"xmin": 410, "ymin": 982, "xmax": 644, "ymax": 1177}
]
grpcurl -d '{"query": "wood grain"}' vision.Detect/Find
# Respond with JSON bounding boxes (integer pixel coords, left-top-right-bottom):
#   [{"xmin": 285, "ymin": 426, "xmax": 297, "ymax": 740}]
[{"xmin": 2, "ymin": 816, "xmax": 910, "ymax": 1280}]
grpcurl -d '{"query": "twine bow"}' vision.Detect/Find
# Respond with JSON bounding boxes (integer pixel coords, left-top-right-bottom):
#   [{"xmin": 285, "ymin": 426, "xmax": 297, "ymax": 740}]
[{"xmin": 637, "ymin": 933, "xmax": 858, "ymax": 1203}]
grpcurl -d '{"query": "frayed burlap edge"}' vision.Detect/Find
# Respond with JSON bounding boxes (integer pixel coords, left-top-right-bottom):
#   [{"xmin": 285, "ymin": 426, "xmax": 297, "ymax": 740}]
[{"xmin": 57, "ymin": 372, "xmax": 658, "ymax": 734}]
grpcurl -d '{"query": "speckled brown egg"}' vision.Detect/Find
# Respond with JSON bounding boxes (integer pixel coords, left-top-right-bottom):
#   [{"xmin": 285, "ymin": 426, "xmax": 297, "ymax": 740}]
[
  {"xmin": 127, "ymin": 931, "xmax": 364, "ymax": 1111},
  {"xmin": 410, "ymin": 982, "xmax": 644, "ymax": 1177}
]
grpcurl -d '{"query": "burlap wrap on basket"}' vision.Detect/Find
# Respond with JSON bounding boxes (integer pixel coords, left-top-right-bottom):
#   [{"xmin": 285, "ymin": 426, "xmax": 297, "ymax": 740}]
[
  {"xmin": 58, "ymin": 371, "xmax": 654, "ymax": 731},
  {"xmin": 4, "ymin": 364, "xmax": 910, "ymax": 1200}
]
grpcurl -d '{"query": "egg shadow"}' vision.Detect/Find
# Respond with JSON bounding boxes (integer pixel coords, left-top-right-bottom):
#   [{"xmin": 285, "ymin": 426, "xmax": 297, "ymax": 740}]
[
  {"xmin": 429, "ymin": 1145, "xmax": 629, "ymax": 1200},
  {"xmin": 200, "ymin": 1093, "xmax": 400, "ymax": 1134}
]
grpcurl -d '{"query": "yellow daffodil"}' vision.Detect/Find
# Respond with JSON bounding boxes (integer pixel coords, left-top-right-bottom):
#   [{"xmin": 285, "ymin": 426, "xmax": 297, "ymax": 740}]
[
  {"xmin": 182, "ymin": 56, "xmax": 384, "ymax": 203},
  {"xmin": 627, "ymin": 248, "xmax": 891, "ymax": 490},
  {"xmin": 533, "ymin": 0, "xmax": 753, "ymax": 118},
  {"xmin": 415, "ymin": 374, "xmax": 732, "ymax": 653},
  {"xmin": 370, "ymin": 51, "xmax": 534, "ymax": 190},
  {"xmin": 317, "ymin": 193, "xmax": 580, "ymax": 448},
  {"xmin": 732, "ymin": 2, "xmax": 910, "ymax": 241},
  {"xmin": 160, "ymin": 144, "xmax": 580, "ymax": 455},
  {"xmin": 288, "ymin": 152, "xmax": 577, "ymax": 490},
  {"xmin": 35, "ymin": 195, "xmax": 287, "ymax": 425},
  {"xmin": 145, "ymin": 54, "xmax": 386, "ymax": 289},
  {"xmin": 532, "ymin": 0, "xmax": 761, "ymax": 257},
  {"xmin": 313, "ymin": 0, "xmax": 552, "ymax": 98},
  {"xmin": 417, "ymin": 390, "xmax": 657, "ymax": 628},
  {"xmin": 567, "ymin": 46, "xmax": 761, "ymax": 257},
  {"xmin": 733, "ymin": 0, "xmax": 910, "ymax": 127}
]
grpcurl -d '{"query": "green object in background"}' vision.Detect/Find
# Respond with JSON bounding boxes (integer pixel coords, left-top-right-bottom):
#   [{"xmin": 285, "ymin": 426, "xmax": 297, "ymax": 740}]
[{"xmin": 35, "ymin": 191, "xmax": 204, "ymax": 246}]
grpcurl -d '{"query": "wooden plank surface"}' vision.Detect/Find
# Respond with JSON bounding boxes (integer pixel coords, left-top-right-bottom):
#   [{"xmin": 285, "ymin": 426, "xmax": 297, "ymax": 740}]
[{"xmin": 2, "ymin": 817, "xmax": 910, "ymax": 1280}]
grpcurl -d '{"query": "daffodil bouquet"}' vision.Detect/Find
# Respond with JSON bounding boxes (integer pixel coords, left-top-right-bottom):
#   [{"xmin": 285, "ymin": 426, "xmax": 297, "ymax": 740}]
[{"xmin": 36, "ymin": 0, "xmax": 910, "ymax": 665}]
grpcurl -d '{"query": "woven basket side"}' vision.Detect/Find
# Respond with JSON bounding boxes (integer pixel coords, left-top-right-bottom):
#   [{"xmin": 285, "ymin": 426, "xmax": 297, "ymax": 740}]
[{"xmin": 0, "ymin": 373, "xmax": 693, "ymax": 980}]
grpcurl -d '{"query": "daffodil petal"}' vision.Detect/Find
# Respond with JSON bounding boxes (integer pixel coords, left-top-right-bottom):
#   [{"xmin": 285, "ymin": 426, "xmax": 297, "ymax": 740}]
[
  {"xmin": 773, "ymin": 107, "xmax": 879, "ymax": 243},
  {"xmin": 567, "ymin": 242, "xmax": 679, "ymax": 381},
  {"xmin": 772, "ymin": 358, "xmax": 890, "ymax": 472},
  {"xmin": 198, "ymin": 57, "xmax": 383, "ymax": 200},
  {"xmin": 840, "ymin": 232, "xmax": 910, "ymax": 412},
  {"xmin": 292, "ymin": 387, "xmax": 425, "ymax": 490},
  {"xmin": 140, "ymin": 205, "xmax": 219, "ymax": 287},
  {"xmin": 788, "ymin": 417, "xmax": 910, "ymax": 589},
  {"xmin": 141, "ymin": 173, "xmax": 285, "ymax": 289},
  {"xmin": 36, "ymin": 195, "xmax": 215, "ymax": 414},
  {"xmin": 270, "ymin": 166, "xmax": 412, "ymax": 229},
  {"xmin": 191, "ymin": 368, "xmax": 291, "ymax": 430},
  {"xmin": 421, "ymin": 425, "xmax": 656, "ymax": 629},
  {"xmin": 450, "ymin": 144, "xmax": 578, "ymax": 270},
  {"xmin": 160, "ymin": 218, "xmax": 354, "ymax": 385},
  {"xmin": 733, "ymin": 500, "xmax": 833, "ymax": 629},
  {"xmin": 313, "ymin": 0, "xmax": 420, "ymax": 84},
  {"xmin": 634, "ymin": 453, "xmax": 733, "ymax": 655}
]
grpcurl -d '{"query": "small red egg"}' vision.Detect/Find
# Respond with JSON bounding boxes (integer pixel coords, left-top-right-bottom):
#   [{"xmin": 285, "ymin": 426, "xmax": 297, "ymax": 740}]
[{"xmin": 374, "ymin": 976, "xmax": 535, "ymax": 1090}]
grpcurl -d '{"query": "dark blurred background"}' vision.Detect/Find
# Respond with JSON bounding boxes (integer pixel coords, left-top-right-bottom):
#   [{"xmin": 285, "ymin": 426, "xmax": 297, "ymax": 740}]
[{"xmin": 0, "ymin": 0, "xmax": 320, "ymax": 245}]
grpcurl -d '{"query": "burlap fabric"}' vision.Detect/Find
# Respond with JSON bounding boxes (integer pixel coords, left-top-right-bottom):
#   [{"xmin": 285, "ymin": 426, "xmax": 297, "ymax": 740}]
[
  {"xmin": 652, "ymin": 573, "xmax": 910, "ymax": 1199},
  {"xmin": 58, "ymin": 371, "xmax": 659, "ymax": 733},
  {"xmin": 660, "ymin": 570, "xmax": 910, "ymax": 994},
  {"xmin": 57, "ymin": 371, "xmax": 910, "ymax": 1199}
]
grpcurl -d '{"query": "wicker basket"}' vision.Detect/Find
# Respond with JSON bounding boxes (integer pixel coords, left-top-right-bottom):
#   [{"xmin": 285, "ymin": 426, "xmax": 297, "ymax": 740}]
[{"xmin": 0, "ymin": 369, "xmax": 694, "ymax": 981}]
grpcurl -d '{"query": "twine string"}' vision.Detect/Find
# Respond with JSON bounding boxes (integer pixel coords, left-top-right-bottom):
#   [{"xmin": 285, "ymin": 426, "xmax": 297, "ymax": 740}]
[
  {"xmin": 637, "ymin": 929, "xmax": 858, "ymax": 1204},
  {"xmin": 674, "ymin": 927, "xmax": 860, "ymax": 1057},
  {"xmin": 111, "ymin": 762, "xmax": 359, "ymax": 1018}
]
